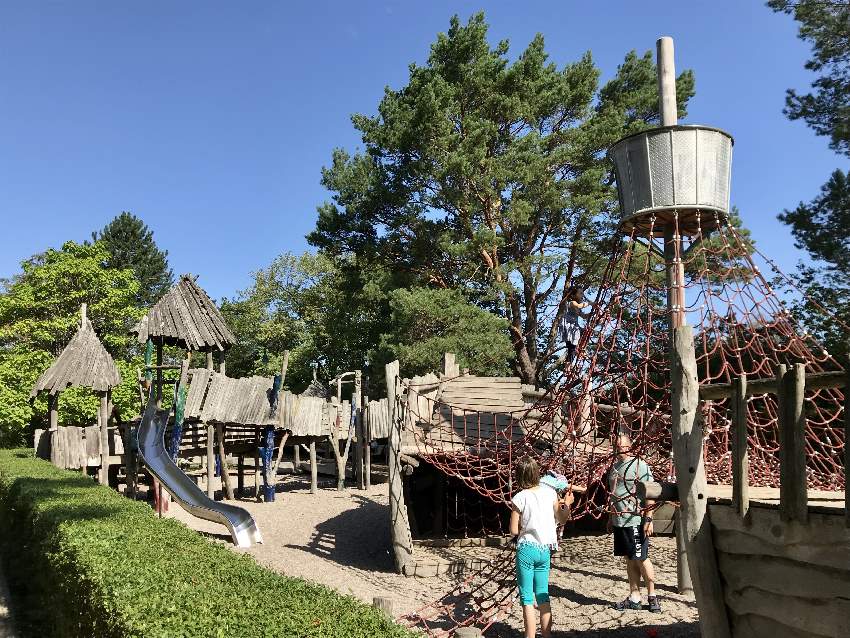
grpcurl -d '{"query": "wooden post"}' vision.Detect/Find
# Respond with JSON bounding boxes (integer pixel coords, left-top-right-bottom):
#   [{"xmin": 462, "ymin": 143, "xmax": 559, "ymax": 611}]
[
  {"xmin": 780, "ymin": 363, "xmax": 808, "ymax": 523},
  {"xmin": 386, "ymin": 360, "xmax": 414, "ymax": 572},
  {"xmin": 218, "ymin": 351, "xmax": 226, "ymax": 375},
  {"xmin": 206, "ymin": 423, "xmax": 215, "ymax": 498},
  {"xmin": 237, "ymin": 455, "xmax": 245, "ymax": 496},
  {"xmin": 99, "ymin": 392, "xmax": 109, "ymax": 485},
  {"xmin": 372, "ymin": 596, "xmax": 393, "ymax": 617},
  {"xmin": 657, "ymin": 36, "xmax": 678, "ymax": 127},
  {"xmin": 674, "ymin": 507, "xmax": 692, "ymax": 594},
  {"xmin": 454, "ymin": 628, "xmax": 483, "ymax": 638},
  {"xmin": 216, "ymin": 423, "xmax": 234, "ymax": 500},
  {"xmin": 364, "ymin": 394, "xmax": 371, "ymax": 489},
  {"xmin": 49, "ymin": 391, "xmax": 59, "ymax": 431},
  {"xmin": 155, "ymin": 339, "xmax": 164, "ymax": 408},
  {"xmin": 731, "ymin": 374, "xmax": 749, "ymax": 519},
  {"xmin": 670, "ymin": 326, "xmax": 730, "ymax": 637},
  {"xmin": 254, "ymin": 429, "xmax": 261, "ymax": 501},
  {"xmin": 293, "ymin": 444, "xmax": 301, "ymax": 473},
  {"xmin": 309, "ymin": 439, "xmax": 317, "ymax": 494},
  {"xmin": 442, "ymin": 352, "xmax": 459, "ymax": 377},
  {"xmin": 354, "ymin": 370, "xmax": 364, "ymax": 489},
  {"xmin": 206, "ymin": 351, "xmax": 213, "ymax": 370}
]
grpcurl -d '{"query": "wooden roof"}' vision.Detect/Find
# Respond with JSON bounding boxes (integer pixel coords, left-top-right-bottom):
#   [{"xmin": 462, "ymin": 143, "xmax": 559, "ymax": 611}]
[
  {"xmin": 132, "ymin": 274, "xmax": 236, "ymax": 351},
  {"xmin": 31, "ymin": 317, "xmax": 121, "ymax": 396}
]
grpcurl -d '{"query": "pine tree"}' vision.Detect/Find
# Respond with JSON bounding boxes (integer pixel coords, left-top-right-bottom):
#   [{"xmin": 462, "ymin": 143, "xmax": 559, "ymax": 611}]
[{"xmin": 93, "ymin": 212, "xmax": 174, "ymax": 307}]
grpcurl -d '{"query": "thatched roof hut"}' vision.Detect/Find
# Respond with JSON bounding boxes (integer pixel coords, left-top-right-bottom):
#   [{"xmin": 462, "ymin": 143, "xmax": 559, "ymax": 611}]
[
  {"xmin": 132, "ymin": 274, "xmax": 236, "ymax": 352},
  {"xmin": 31, "ymin": 306, "xmax": 121, "ymax": 396}
]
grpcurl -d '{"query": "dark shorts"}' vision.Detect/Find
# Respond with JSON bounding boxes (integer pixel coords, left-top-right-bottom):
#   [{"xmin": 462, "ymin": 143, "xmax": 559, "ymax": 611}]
[{"xmin": 613, "ymin": 525, "xmax": 649, "ymax": 560}]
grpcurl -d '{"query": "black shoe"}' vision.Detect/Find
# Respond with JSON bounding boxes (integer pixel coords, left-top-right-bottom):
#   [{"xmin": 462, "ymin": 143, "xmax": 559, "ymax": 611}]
[
  {"xmin": 611, "ymin": 598, "xmax": 641, "ymax": 611},
  {"xmin": 647, "ymin": 596, "xmax": 662, "ymax": 613}
]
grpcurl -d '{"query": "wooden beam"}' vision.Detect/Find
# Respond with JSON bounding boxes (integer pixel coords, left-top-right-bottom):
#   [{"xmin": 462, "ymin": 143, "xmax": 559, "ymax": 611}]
[
  {"xmin": 155, "ymin": 340, "xmax": 164, "ymax": 408},
  {"xmin": 205, "ymin": 423, "xmax": 214, "ymax": 498},
  {"xmin": 699, "ymin": 369, "xmax": 845, "ymax": 400},
  {"xmin": 216, "ymin": 423, "xmax": 234, "ymax": 500},
  {"xmin": 780, "ymin": 363, "xmax": 808, "ymax": 523},
  {"xmin": 670, "ymin": 325, "xmax": 730, "ymax": 637},
  {"xmin": 386, "ymin": 360, "xmax": 414, "ymax": 573},
  {"xmin": 363, "ymin": 394, "xmax": 371, "ymax": 489},
  {"xmin": 354, "ymin": 370, "xmax": 364, "ymax": 490},
  {"xmin": 637, "ymin": 480, "xmax": 678, "ymax": 501},
  {"xmin": 731, "ymin": 374, "xmax": 749, "ymax": 519},
  {"xmin": 99, "ymin": 392, "xmax": 109, "ymax": 485},
  {"xmin": 309, "ymin": 439, "xmax": 317, "ymax": 494}
]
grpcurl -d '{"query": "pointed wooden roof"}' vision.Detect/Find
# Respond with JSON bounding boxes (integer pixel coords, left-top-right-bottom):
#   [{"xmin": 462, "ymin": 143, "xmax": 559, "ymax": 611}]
[
  {"xmin": 132, "ymin": 274, "xmax": 236, "ymax": 352},
  {"xmin": 31, "ymin": 307, "xmax": 121, "ymax": 396}
]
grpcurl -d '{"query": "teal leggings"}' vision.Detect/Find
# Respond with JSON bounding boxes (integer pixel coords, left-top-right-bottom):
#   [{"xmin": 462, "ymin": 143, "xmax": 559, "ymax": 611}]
[{"xmin": 515, "ymin": 542, "xmax": 551, "ymax": 606}]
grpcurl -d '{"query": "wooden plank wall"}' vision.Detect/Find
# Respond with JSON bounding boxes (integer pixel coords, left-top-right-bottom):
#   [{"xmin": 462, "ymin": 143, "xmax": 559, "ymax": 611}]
[
  {"xmin": 37, "ymin": 426, "xmax": 124, "ymax": 470},
  {"xmin": 710, "ymin": 503, "xmax": 850, "ymax": 638}
]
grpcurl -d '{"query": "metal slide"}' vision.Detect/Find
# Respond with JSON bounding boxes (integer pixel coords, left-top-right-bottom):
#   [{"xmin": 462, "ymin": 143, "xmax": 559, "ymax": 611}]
[{"xmin": 137, "ymin": 395, "xmax": 263, "ymax": 548}]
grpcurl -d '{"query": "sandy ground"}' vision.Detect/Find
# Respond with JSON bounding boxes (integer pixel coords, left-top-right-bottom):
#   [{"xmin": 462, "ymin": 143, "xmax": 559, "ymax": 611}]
[{"xmin": 164, "ymin": 473, "xmax": 699, "ymax": 637}]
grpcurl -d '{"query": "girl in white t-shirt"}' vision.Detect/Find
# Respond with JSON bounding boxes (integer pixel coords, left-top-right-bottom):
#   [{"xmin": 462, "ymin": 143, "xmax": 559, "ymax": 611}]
[{"xmin": 510, "ymin": 456, "xmax": 573, "ymax": 638}]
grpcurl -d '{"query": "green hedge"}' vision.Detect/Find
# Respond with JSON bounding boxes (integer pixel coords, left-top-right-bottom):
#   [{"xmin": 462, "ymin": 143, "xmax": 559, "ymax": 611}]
[{"xmin": 0, "ymin": 449, "xmax": 416, "ymax": 638}]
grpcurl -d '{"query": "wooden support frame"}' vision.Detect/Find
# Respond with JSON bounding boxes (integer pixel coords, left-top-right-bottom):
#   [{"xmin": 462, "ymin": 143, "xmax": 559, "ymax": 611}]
[
  {"xmin": 99, "ymin": 392, "xmax": 110, "ymax": 485},
  {"xmin": 779, "ymin": 363, "xmax": 808, "ymax": 523},
  {"xmin": 731, "ymin": 374, "xmax": 749, "ymax": 519},
  {"xmin": 386, "ymin": 360, "xmax": 414, "ymax": 573},
  {"xmin": 354, "ymin": 370, "xmax": 364, "ymax": 490},
  {"xmin": 206, "ymin": 423, "xmax": 215, "ymax": 498},
  {"xmin": 309, "ymin": 440, "xmax": 318, "ymax": 494}
]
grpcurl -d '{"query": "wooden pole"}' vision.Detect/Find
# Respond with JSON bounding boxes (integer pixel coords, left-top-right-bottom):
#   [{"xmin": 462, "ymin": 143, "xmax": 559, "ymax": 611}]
[
  {"xmin": 216, "ymin": 423, "xmax": 234, "ymax": 500},
  {"xmin": 206, "ymin": 351, "xmax": 214, "ymax": 370},
  {"xmin": 155, "ymin": 340, "xmax": 164, "ymax": 408},
  {"xmin": 354, "ymin": 370, "xmax": 364, "ymax": 489},
  {"xmin": 218, "ymin": 351, "xmax": 226, "ymax": 376},
  {"xmin": 99, "ymin": 392, "xmax": 109, "ymax": 486},
  {"xmin": 657, "ymin": 36, "xmax": 678, "ymax": 127},
  {"xmin": 673, "ymin": 507, "xmax": 692, "ymax": 594},
  {"xmin": 254, "ymin": 429, "xmax": 261, "ymax": 501},
  {"xmin": 206, "ymin": 423, "xmax": 215, "ymax": 498},
  {"xmin": 309, "ymin": 439, "xmax": 317, "ymax": 494},
  {"xmin": 780, "ymin": 363, "xmax": 808, "ymax": 523},
  {"xmin": 670, "ymin": 326, "xmax": 730, "ymax": 637},
  {"xmin": 293, "ymin": 443, "xmax": 301, "ymax": 472},
  {"xmin": 237, "ymin": 455, "xmax": 245, "ymax": 496},
  {"xmin": 49, "ymin": 392, "xmax": 59, "ymax": 431},
  {"xmin": 386, "ymin": 360, "xmax": 414, "ymax": 572},
  {"xmin": 364, "ymin": 393, "xmax": 371, "ymax": 489},
  {"xmin": 731, "ymin": 374, "xmax": 749, "ymax": 519}
]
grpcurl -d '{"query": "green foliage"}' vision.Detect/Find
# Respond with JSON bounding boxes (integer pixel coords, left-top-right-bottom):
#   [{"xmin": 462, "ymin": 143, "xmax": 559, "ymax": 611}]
[
  {"xmin": 0, "ymin": 450, "xmax": 415, "ymax": 638},
  {"xmin": 378, "ymin": 287, "xmax": 514, "ymax": 377},
  {"xmin": 768, "ymin": 0, "xmax": 850, "ymax": 156},
  {"xmin": 0, "ymin": 241, "xmax": 140, "ymax": 356},
  {"xmin": 0, "ymin": 242, "xmax": 143, "ymax": 445},
  {"xmin": 93, "ymin": 212, "xmax": 174, "ymax": 307},
  {"xmin": 309, "ymin": 13, "xmax": 694, "ymax": 383},
  {"xmin": 777, "ymin": 169, "xmax": 850, "ymax": 361}
]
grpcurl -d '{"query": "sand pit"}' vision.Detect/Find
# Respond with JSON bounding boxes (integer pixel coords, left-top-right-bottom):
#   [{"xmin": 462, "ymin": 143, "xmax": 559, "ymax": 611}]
[{"xmin": 164, "ymin": 475, "xmax": 698, "ymax": 636}]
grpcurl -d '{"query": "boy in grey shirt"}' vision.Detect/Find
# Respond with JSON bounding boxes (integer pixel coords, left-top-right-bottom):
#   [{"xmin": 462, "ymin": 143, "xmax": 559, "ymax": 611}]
[{"xmin": 608, "ymin": 433, "xmax": 660, "ymax": 613}]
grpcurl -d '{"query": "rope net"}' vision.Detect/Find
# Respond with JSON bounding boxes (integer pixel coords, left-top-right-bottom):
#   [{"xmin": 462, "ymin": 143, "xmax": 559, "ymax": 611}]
[{"xmin": 399, "ymin": 210, "xmax": 846, "ymax": 635}]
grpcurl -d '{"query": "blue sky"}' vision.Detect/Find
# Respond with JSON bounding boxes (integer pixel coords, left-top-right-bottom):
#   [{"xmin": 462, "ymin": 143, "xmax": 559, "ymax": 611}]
[{"xmin": 1, "ymin": 2, "xmax": 847, "ymax": 302}]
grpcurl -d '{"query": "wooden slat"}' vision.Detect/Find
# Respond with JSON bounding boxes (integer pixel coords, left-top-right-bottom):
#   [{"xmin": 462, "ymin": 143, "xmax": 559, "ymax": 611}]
[
  {"xmin": 779, "ymin": 363, "xmax": 808, "ymax": 523},
  {"xmin": 731, "ymin": 374, "xmax": 749, "ymax": 519}
]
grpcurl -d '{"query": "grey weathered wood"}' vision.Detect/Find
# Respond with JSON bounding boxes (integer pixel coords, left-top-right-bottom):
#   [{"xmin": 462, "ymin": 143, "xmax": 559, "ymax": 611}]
[
  {"xmin": 442, "ymin": 352, "xmax": 460, "ymax": 378},
  {"xmin": 253, "ymin": 428, "xmax": 260, "ymax": 501},
  {"xmin": 731, "ymin": 374, "xmax": 749, "ymax": 519},
  {"xmin": 99, "ymin": 393, "xmax": 109, "ymax": 484},
  {"xmin": 216, "ymin": 423, "xmax": 234, "ymax": 500},
  {"xmin": 674, "ymin": 507, "xmax": 693, "ymax": 594},
  {"xmin": 132, "ymin": 275, "xmax": 236, "ymax": 352},
  {"xmin": 637, "ymin": 480, "xmax": 678, "ymax": 501},
  {"xmin": 780, "ymin": 363, "xmax": 808, "ymax": 523},
  {"xmin": 354, "ymin": 370, "xmax": 364, "ymax": 489},
  {"xmin": 206, "ymin": 423, "xmax": 215, "ymax": 498},
  {"xmin": 386, "ymin": 360, "xmax": 414, "ymax": 573},
  {"xmin": 670, "ymin": 325, "xmax": 730, "ymax": 638},
  {"xmin": 372, "ymin": 596, "xmax": 393, "ymax": 617},
  {"xmin": 657, "ymin": 37, "xmax": 678, "ymax": 127},
  {"xmin": 454, "ymin": 627, "xmax": 483, "ymax": 638},
  {"xmin": 155, "ymin": 340, "xmax": 164, "ymax": 408},
  {"xmin": 309, "ymin": 440, "xmax": 317, "ymax": 494},
  {"xmin": 363, "ymin": 394, "xmax": 371, "ymax": 489},
  {"xmin": 699, "ymin": 369, "xmax": 845, "ymax": 401}
]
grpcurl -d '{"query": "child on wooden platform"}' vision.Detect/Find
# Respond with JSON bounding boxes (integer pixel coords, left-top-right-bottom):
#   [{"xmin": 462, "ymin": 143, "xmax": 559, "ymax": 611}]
[{"xmin": 510, "ymin": 456, "xmax": 574, "ymax": 638}]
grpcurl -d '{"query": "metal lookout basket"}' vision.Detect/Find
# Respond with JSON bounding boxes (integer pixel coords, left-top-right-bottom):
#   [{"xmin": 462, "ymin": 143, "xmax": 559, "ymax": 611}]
[{"xmin": 609, "ymin": 124, "xmax": 734, "ymax": 236}]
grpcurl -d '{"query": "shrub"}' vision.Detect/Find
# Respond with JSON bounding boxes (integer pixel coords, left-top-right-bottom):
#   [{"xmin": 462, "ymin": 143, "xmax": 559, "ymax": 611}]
[{"xmin": 0, "ymin": 450, "xmax": 415, "ymax": 638}]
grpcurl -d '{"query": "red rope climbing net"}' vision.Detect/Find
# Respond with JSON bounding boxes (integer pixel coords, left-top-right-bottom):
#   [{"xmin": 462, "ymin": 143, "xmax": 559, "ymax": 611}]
[{"xmin": 399, "ymin": 211, "xmax": 846, "ymax": 635}]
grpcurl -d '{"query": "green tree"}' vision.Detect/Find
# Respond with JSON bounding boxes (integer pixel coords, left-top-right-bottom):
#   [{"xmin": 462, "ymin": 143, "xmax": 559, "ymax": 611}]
[
  {"xmin": 770, "ymin": 1, "xmax": 850, "ymax": 359},
  {"xmin": 0, "ymin": 241, "xmax": 142, "ymax": 445},
  {"xmin": 378, "ymin": 287, "xmax": 513, "ymax": 377},
  {"xmin": 309, "ymin": 13, "xmax": 694, "ymax": 384},
  {"xmin": 93, "ymin": 211, "xmax": 174, "ymax": 307},
  {"xmin": 768, "ymin": 0, "xmax": 850, "ymax": 156}
]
